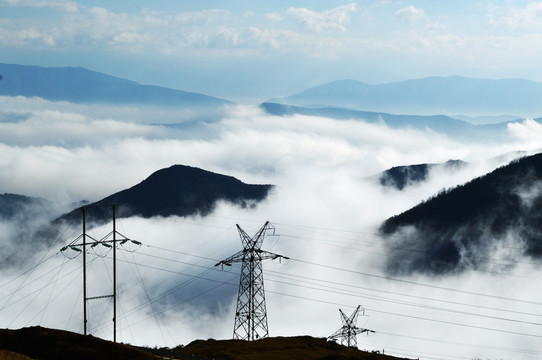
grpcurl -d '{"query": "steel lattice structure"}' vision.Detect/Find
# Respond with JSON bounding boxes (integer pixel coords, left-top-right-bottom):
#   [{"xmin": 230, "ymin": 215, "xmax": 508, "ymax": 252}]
[
  {"xmin": 215, "ymin": 221, "xmax": 287, "ymax": 341},
  {"xmin": 328, "ymin": 305, "xmax": 374, "ymax": 347}
]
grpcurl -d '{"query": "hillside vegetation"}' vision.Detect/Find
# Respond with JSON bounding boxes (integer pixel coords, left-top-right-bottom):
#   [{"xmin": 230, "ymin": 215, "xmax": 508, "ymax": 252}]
[
  {"xmin": 380, "ymin": 152, "xmax": 542, "ymax": 275},
  {"xmin": 57, "ymin": 164, "xmax": 274, "ymax": 224},
  {"xmin": 0, "ymin": 327, "xmax": 154, "ymax": 360},
  {"xmin": 0, "ymin": 327, "xmax": 415, "ymax": 360},
  {"xmin": 177, "ymin": 336, "xmax": 413, "ymax": 360}
]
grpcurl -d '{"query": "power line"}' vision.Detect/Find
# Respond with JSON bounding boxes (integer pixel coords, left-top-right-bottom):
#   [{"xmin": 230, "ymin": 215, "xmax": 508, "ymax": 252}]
[
  {"xmin": 63, "ymin": 243, "xmax": 542, "ymax": 330},
  {"xmin": 289, "ymin": 257, "xmax": 542, "ymax": 305},
  {"xmin": 126, "ymin": 244, "xmax": 542, "ymax": 318},
  {"xmin": 263, "ymin": 275, "xmax": 542, "ymax": 327},
  {"xmin": 264, "ymin": 268, "xmax": 542, "ymax": 318},
  {"xmin": 96, "ymin": 245, "xmax": 542, "ymax": 340},
  {"xmin": 4, "ymin": 220, "xmax": 541, "ymax": 358},
  {"xmin": 377, "ymin": 331, "xmax": 542, "ymax": 356},
  {"xmin": 265, "ymin": 289, "xmax": 542, "ymax": 338},
  {"xmin": 279, "ymin": 231, "xmax": 542, "ymax": 274},
  {"xmin": 81, "ymin": 243, "xmax": 542, "ymax": 332}
]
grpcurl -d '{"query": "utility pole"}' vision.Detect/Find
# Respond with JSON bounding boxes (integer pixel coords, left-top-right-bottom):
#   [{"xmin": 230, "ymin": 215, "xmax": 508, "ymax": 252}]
[
  {"xmin": 328, "ymin": 305, "xmax": 374, "ymax": 348},
  {"xmin": 61, "ymin": 204, "xmax": 136, "ymax": 342},
  {"xmin": 215, "ymin": 221, "xmax": 287, "ymax": 341}
]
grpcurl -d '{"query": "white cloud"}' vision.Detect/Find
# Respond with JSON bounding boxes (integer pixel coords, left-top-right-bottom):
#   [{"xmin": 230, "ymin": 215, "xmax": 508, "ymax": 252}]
[
  {"xmin": 508, "ymin": 118, "xmax": 542, "ymax": 148},
  {"xmin": 286, "ymin": 3, "xmax": 358, "ymax": 33},
  {"xmin": 0, "ymin": 98, "xmax": 532, "ymax": 204},
  {"xmin": 1, "ymin": 98, "xmax": 542, "ymax": 358},
  {"xmin": 489, "ymin": 1, "xmax": 542, "ymax": 28},
  {"xmin": 0, "ymin": 0, "xmax": 77, "ymax": 12},
  {"xmin": 1, "ymin": 0, "xmax": 541, "ymax": 78},
  {"xmin": 395, "ymin": 5, "xmax": 427, "ymax": 23}
]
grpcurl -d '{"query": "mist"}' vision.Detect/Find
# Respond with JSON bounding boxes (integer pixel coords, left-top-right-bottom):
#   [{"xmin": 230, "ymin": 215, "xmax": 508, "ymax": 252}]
[{"xmin": 1, "ymin": 96, "xmax": 542, "ymax": 359}]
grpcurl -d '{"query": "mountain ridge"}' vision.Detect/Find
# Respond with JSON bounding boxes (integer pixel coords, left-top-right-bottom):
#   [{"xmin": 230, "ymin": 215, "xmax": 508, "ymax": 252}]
[
  {"xmin": 57, "ymin": 164, "xmax": 274, "ymax": 224},
  {"xmin": 260, "ymin": 102, "xmax": 532, "ymax": 140},
  {"xmin": 0, "ymin": 63, "xmax": 234, "ymax": 108},
  {"xmin": 272, "ymin": 76, "xmax": 542, "ymax": 117}
]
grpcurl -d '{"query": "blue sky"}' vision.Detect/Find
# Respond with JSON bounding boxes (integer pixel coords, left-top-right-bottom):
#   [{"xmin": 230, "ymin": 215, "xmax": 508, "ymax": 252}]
[
  {"xmin": 3, "ymin": 3, "xmax": 542, "ymax": 359},
  {"xmin": 2, "ymin": 0, "xmax": 542, "ymax": 102}
]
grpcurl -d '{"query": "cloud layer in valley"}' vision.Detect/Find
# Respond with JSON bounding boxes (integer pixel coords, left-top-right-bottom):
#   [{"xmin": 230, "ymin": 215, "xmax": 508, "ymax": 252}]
[{"xmin": 1, "ymin": 97, "xmax": 542, "ymax": 359}]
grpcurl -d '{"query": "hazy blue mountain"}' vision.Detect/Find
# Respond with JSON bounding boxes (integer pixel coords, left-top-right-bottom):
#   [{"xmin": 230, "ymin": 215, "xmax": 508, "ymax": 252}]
[
  {"xmin": 372, "ymin": 160, "xmax": 467, "ymax": 190},
  {"xmin": 58, "ymin": 164, "xmax": 274, "ymax": 224},
  {"xmin": 0, "ymin": 193, "xmax": 52, "ymax": 221},
  {"xmin": 453, "ymin": 114, "xmax": 520, "ymax": 125},
  {"xmin": 379, "ymin": 152, "xmax": 542, "ymax": 276},
  {"xmin": 0, "ymin": 63, "xmax": 234, "ymax": 108},
  {"xmin": 271, "ymin": 77, "xmax": 542, "ymax": 117},
  {"xmin": 261, "ymin": 102, "xmax": 532, "ymax": 140}
]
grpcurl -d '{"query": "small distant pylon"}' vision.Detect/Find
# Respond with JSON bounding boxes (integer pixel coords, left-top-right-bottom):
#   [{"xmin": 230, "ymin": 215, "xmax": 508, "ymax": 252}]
[
  {"xmin": 328, "ymin": 305, "xmax": 374, "ymax": 347},
  {"xmin": 215, "ymin": 221, "xmax": 288, "ymax": 341}
]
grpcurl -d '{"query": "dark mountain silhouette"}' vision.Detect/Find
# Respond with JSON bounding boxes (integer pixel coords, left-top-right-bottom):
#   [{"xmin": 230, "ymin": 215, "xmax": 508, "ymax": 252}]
[
  {"xmin": 176, "ymin": 336, "xmax": 413, "ymax": 360},
  {"xmin": 0, "ymin": 326, "xmax": 414, "ymax": 360},
  {"xmin": 271, "ymin": 76, "xmax": 542, "ymax": 117},
  {"xmin": 0, "ymin": 327, "xmax": 154, "ymax": 360},
  {"xmin": 58, "ymin": 165, "xmax": 274, "ymax": 224},
  {"xmin": 373, "ymin": 160, "xmax": 467, "ymax": 190},
  {"xmin": 260, "ymin": 102, "xmax": 533, "ymax": 141},
  {"xmin": 379, "ymin": 153, "xmax": 542, "ymax": 275},
  {"xmin": 0, "ymin": 63, "xmax": 234, "ymax": 108}
]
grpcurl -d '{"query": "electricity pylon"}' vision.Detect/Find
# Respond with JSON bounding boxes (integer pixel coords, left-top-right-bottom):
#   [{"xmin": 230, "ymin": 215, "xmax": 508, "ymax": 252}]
[
  {"xmin": 215, "ymin": 221, "xmax": 287, "ymax": 341},
  {"xmin": 328, "ymin": 305, "xmax": 374, "ymax": 347},
  {"xmin": 60, "ymin": 205, "xmax": 139, "ymax": 342}
]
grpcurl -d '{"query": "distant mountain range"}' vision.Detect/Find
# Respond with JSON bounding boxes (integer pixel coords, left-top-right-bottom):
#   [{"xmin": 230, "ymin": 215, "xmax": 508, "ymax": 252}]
[
  {"xmin": 57, "ymin": 164, "xmax": 274, "ymax": 224},
  {"xmin": 379, "ymin": 152, "xmax": 542, "ymax": 275},
  {"xmin": 0, "ymin": 63, "xmax": 233, "ymax": 108},
  {"xmin": 2, "ymin": 63, "xmax": 541, "ymax": 119},
  {"xmin": 270, "ymin": 77, "xmax": 542, "ymax": 117},
  {"xmin": 260, "ymin": 102, "xmax": 537, "ymax": 140}
]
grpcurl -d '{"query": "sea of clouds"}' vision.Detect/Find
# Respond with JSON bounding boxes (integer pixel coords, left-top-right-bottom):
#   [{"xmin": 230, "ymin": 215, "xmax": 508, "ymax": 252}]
[{"xmin": 1, "ymin": 95, "xmax": 542, "ymax": 359}]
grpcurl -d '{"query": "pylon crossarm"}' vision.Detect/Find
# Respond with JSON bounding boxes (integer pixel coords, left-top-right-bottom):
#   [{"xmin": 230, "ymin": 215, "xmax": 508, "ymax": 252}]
[
  {"xmin": 214, "ymin": 250, "xmax": 245, "ymax": 267},
  {"xmin": 61, "ymin": 235, "xmax": 100, "ymax": 253},
  {"xmin": 355, "ymin": 328, "xmax": 375, "ymax": 336},
  {"xmin": 257, "ymin": 250, "xmax": 287, "ymax": 261},
  {"xmin": 215, "ymin": 249, "xmax": 286, "ymax": 267}
]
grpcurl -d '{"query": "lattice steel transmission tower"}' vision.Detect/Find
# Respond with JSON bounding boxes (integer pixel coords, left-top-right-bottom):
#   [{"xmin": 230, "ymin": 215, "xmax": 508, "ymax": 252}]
[
  {"xmin": 328, "ymin": 305, "xmax": 374, "ymax": 347},
  {"xmin": 215, "ymin": 221, "xmax": 287, "ymax": 341}
]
